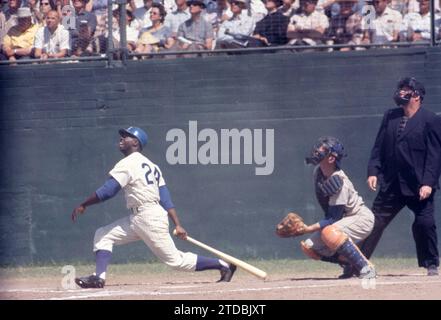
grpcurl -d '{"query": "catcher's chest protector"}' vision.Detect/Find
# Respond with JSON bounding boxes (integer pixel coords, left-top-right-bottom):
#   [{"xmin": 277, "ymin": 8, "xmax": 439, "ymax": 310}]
[{"xmin": 314, "ymin": 168, "xmax": 330, "ymax": 213}]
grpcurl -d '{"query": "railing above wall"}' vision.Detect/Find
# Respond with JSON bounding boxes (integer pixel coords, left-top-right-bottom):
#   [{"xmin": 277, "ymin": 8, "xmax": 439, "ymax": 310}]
[{"xmin": 0, "ymin": 0, "xmax": 439, "ymax": 67}]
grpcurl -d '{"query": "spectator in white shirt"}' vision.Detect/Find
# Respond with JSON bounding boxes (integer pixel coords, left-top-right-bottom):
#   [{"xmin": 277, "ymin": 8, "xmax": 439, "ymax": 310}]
[
  {"xmin": 249, "ymin": 0, "xmax": 267, "ymax": 23},
  {"xmin": 400, "ymin": 0, "xmax": 439, "ymax": 42},
  {"xmin": 34, "ymin": 10, "xmax": 70, "ymax": 59},
  {"xmin": 216, "ymin": 0, "xmax": 255, "ymax": 48},
  {"xmin": 363, "ymin": 0, "xmax": 402, "ymax": 44},
  {"xmin": 288, "ymin": 0, "xmax": 329, "ymax": 45}
]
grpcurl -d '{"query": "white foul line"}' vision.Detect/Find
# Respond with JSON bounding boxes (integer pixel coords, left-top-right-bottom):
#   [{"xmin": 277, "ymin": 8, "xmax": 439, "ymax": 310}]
[{"xmin": 44, "ymin": 278, "xmax": 441, "ymax": 300}]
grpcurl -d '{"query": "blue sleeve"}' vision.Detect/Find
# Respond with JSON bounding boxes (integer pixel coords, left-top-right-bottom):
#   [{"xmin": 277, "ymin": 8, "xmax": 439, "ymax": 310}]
[
  {"xmin": 318, "ymin": 205, "xmax": 346, "ymax": 229},
  {"xmin": 95, "ymin": 177, "xmax": 121, "ymax": 201},
  {"xmin": 159, "ymin": 185, "xmax": 175, "ymax": 211}
]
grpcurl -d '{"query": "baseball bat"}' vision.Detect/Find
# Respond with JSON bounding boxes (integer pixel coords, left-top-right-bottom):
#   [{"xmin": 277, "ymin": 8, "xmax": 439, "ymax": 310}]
[{"xmin": 173, "ymin": 229, "xmax": 268, "ymax": 280}]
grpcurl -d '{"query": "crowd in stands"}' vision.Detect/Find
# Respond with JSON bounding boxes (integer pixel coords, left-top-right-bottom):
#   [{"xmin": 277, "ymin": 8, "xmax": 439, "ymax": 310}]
[{"xmin": 0, "ymin": 0, "xmax": 440, "ymax": 61}]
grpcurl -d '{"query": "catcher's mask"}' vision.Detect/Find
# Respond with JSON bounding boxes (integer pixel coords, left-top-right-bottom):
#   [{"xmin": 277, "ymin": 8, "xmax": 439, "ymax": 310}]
[
  {"xmin": 393, "ymin": 77, "xmax": 425, "ymax": 107},
  {"xmin": 305, "ymin": 136, "xmax": 346, "ymax": 168}
]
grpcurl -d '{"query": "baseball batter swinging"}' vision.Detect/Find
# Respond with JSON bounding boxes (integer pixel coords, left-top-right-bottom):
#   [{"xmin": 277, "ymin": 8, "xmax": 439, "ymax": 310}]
[
  {"xmin": 71, "ymin": 126, "xmax": 236, "ymax": 288},
  {"xmin": 278, "ymin": 136, "xmax": 376, "ymax": 279}
]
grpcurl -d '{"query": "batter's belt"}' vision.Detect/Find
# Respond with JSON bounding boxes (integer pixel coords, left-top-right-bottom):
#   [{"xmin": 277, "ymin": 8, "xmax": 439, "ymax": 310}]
[{"xmin": 130, "ymin": 201, "xmax": 160, "ymax": 214}]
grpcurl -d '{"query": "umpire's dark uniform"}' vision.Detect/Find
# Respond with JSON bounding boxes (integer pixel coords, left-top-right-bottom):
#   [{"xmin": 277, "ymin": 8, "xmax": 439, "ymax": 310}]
[{"xmin": 360, "ymin": 106, "xmax": 441, "ymax": 268}]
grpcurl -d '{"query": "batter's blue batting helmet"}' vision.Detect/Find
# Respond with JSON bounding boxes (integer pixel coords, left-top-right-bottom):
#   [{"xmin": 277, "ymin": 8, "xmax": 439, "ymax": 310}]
[{"xmin": 119, "ymin": 127, "xmax": 148, "ymax": 149}]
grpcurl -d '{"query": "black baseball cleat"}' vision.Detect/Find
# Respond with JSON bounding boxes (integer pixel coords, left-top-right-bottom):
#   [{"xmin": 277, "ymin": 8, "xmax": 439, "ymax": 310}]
[
  {"xmin": 218, "ymin": 264, "xmax": 237, "ymax": 282},
  {"xmin": 75, "ymin": 275, "xmax": 105, "ymax": 288},
  {"xmin": 338, "ymin": 264, "xmax": 358, "ymax": 279},
  {"xmin": 338, "ymin": 264, "xmax": 361, "ymax": 279}
]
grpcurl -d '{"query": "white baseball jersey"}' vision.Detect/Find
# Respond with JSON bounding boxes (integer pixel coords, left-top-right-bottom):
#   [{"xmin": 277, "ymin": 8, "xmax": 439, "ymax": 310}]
[{"xmin": 109, "ymin": 152, "xmax": 165, "ymax": 209}]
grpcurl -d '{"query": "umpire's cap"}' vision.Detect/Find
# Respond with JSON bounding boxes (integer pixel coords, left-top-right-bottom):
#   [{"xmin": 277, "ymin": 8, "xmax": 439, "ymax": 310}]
[
  {"xmin": 397, "ymin": 77, "xmax": 426, "ymax": 101},
  {"xmin": 119, "ymin": 127, "xmax": 148, "ymax": 150}
]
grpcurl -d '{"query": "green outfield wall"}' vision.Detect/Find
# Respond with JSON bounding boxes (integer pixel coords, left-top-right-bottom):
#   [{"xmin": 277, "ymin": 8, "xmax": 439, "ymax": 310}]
[{"xmin": 1, "ymin": 47, "xmax": 440, "ymax": 266}]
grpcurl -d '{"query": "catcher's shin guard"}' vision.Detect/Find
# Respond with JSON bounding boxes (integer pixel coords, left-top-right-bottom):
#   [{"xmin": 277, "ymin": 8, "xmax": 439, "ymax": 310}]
[
  {"xmin": 321, "ymin": 225, "xmax": 373, "ymax": 274},
  {"xmin": 301, "ymin": 240, "xmax": 322, "ymax": 260},
  {"xmin": 337, "ymin": 239, "xmax": 372, "ymax": 272}
]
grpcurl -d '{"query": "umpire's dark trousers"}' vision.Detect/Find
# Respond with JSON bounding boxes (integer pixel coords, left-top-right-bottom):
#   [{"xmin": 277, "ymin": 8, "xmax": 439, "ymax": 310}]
[{"xmin": 359, "ymin": 184, "xmax": 439, "ymax": 268}]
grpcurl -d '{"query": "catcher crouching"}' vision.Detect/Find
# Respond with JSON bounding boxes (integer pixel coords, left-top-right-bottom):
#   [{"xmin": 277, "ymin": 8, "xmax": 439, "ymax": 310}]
[{"xmin": 276, "ymin": 136, "xmax": 376, "ymax": 279}]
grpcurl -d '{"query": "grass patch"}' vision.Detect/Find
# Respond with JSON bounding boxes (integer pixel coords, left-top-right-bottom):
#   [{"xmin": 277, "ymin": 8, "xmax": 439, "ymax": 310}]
[{"xmin": 0, "ymin": 257, "xmax": 421, "ymax": 279}]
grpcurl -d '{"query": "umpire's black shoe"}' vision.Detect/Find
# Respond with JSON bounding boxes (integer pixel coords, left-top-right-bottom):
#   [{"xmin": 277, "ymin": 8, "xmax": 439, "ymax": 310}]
[
  {"xmin": 218, "ymin": 264, "xmax": 237, "ymax": 282},
  {"xmin": 427, "ymin": 265, "xmax": 439, "ymax": 276},
  {"xmin": 75, "ymin": 275, "xmax": 105, "ymax": 288}
]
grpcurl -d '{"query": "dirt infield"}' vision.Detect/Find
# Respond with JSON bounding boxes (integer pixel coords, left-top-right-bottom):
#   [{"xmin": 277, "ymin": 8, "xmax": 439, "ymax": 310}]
[{"xmin": 1, "ymin": 259, "xmax": 441, "ymax": 300}]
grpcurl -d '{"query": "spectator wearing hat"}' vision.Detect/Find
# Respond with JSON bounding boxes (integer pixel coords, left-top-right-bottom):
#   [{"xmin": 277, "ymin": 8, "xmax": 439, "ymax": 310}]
[
  {"xmin": 400, "ymin": 0, "xmax": 440, "ymax": 42},
  {"xmin": 248, "ymin": 0, "xmax": 289, "ymax": 47},
  {"xmin": 216, "ymin": 0, "xmax": 255, "ymax": 48},
  {"xmin": 164, "ymin": 0, "xmax": 191, "ymax": 36},
  {"xmin": 325, "ymin": 0, "xmax": 361, "ymax": 48},
  {"xmin": 136, "ymin": 3, "xmax": 174, "ymax": 55},
  {"xmin": 362, "ymin": 0, "xmax": 402, "ymax": 44},
  {"xmin": 175, "ymin": 0, "xmax": 214, "ymax": 50},
  {"xmin": 287, "ymin": 0, "xmax": 329, "ymax": 46},
  {"xmin": 2, "ymin": 7, "xmax": 39, "ymax": 61},
  {"xmin": 34, "ymin": 10, "xmax": 70, "ymax": 59}
]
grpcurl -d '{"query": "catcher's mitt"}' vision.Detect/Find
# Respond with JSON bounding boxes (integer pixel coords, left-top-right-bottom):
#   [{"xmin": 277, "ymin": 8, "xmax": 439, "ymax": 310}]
[{"xmin": 276, "ymin": 212, "xmax": 307, "ymax": 237}]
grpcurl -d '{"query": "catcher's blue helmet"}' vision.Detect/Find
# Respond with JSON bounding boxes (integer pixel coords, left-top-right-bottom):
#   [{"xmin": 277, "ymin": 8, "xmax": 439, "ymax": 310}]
[{"xmin": 119, "ymin": 126, "xmax": 148, "ymax": 149}]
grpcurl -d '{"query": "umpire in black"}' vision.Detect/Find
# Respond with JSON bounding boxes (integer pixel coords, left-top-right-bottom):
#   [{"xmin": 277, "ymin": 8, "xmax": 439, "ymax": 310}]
[{"xmin": 360, "ymin": 77, "xmax": 441, "ymax": 276}]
